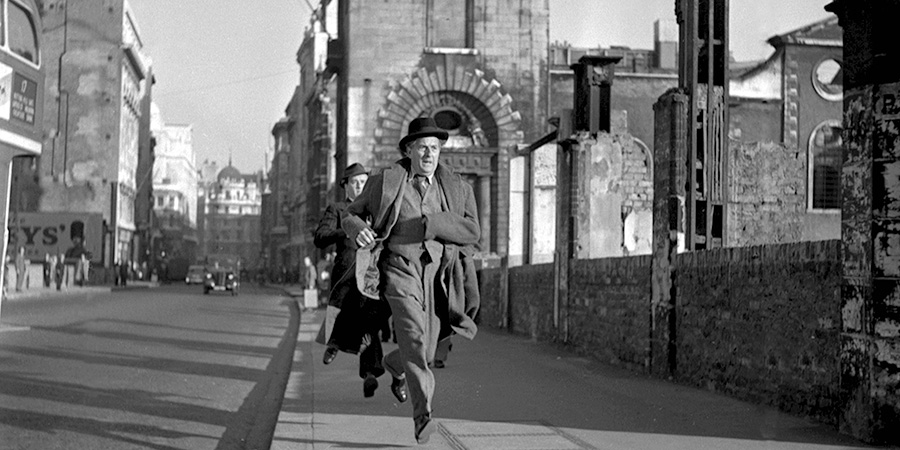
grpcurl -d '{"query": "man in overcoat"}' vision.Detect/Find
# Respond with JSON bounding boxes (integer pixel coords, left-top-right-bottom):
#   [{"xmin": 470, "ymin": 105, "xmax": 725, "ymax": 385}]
[
  {"xmin": 314, "ymin": 163, "xmax": 390, "ymax": 398},
  {"xmin": 343, "ymin": 117, "xmax": 481, "ymax": 444}
]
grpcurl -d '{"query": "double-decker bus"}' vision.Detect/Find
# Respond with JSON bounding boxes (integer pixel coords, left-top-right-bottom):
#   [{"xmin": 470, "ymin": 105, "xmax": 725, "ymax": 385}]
[{"xmin": 0, "ymin": 0, "xmax": 44, "ymax": 318}]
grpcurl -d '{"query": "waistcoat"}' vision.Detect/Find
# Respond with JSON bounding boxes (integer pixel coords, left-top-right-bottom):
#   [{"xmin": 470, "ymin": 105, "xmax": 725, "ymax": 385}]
[{"xmin": 385, "ymin": 175, "xmax": 444, "ymax": 263}]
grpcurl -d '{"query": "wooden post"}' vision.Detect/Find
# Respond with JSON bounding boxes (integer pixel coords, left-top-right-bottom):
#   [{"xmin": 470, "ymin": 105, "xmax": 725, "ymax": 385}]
[{"xmin": 499, "ymin": 255, "xmax": 509, "ymax": 330}]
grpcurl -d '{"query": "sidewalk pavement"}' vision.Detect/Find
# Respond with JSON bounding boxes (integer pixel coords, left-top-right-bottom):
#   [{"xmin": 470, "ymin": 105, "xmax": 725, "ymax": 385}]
[
  {"xmin": 3, "ymin": 280, "xmax": 159, "ymax": 302},
  {"xmin": 270, "ymin": 307, "xmax": 882, "ymax": 450}
]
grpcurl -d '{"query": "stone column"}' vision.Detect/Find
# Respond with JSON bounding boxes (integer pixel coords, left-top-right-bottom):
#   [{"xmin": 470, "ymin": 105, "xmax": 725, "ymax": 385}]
[
  {"xmin": 477, "ymin": 175, "xmax": 491, "ymax": 253},
  {"xmin": 826, "ymin": 0, "xmax": 900, "ymax": 444}
]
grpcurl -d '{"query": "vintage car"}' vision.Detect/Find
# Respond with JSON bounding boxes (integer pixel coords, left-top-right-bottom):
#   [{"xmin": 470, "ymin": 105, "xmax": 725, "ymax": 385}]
[
  {"xmin": 185, "ymin": 265, "xmax": 207, "ymax": 284},
  {"xmin": 203, "ymin": 268, "xmax": 239, "ymax": 295}
]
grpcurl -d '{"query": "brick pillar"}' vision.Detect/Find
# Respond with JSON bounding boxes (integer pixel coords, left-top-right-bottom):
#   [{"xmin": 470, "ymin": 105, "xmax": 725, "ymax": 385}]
[
  {"xmin": 650, "ymin": 89, "xmax": 688, "ymax": 377},
  {"xmin": 826, "ymin": 0, "xmax": 900, "ymax": 444}
]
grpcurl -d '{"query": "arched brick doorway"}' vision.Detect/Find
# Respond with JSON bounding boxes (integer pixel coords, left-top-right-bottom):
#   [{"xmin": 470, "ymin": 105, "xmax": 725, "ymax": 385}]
[{"xmin": 374, "ymin": 67, "xmax": 523, "ymax": 255}]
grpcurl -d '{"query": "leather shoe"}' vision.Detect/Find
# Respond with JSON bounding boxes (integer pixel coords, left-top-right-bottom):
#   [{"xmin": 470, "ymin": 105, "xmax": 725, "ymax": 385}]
[
  {"xmin": 363, "ymin": 374, "xmax": 378, "ymax": 398},
  {"xmin": 322, "ymin": 347, "xmax": 338, "ymax": 365},
  {"xmin": 415, "ymin": 415, "xmax": 436, "ymax": 444},
  {"xmin": 390, "ymin": 377, "xmax": 408, "ymax": 403}
]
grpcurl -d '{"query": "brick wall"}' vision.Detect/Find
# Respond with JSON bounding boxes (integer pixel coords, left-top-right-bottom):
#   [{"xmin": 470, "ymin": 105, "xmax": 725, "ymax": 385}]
[
  {"xmin": 506, "ymin": 263, "xmax": 555, "ymax": 340},
  {"xmin": 673, "ymin": 240, "xmax": 841, "ymax": 425},
  {"xmin": 480, "ymin": 239, "xmax": 842, "ymax": 426},
  {"xmin": 568, "ymin": 256, "xmax": 652, "ymax": 371},
  {"xmin": 477, "ymin": 265, "xmax": 504, "ymax": 328}
]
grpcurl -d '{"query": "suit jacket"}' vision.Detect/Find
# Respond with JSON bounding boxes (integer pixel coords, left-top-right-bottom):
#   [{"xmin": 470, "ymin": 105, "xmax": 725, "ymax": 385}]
[{"xmin": 343, "ymin": 159, "xmax": 482, "ymax": 339}]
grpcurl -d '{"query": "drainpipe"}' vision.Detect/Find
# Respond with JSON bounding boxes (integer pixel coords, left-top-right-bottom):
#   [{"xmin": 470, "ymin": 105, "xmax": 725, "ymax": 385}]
[{"xmin": 51, "ymin": 0, "xmax": 71, "ymax": 184}]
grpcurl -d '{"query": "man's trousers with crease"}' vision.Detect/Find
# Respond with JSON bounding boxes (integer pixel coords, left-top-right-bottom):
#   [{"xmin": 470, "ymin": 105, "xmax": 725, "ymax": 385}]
[{"xmin": 381, "ymin": 251, "xmax": 440, "ymax": 422}]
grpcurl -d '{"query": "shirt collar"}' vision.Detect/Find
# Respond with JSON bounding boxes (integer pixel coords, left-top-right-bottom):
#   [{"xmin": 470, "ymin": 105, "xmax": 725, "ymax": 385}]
[{"xmin": 409, "ymin": 172, "xmax": 434, "ymax": 184}]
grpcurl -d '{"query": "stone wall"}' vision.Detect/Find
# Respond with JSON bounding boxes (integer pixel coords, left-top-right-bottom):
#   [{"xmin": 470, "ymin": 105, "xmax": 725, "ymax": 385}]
[
  {"xmin": 727, "ymin": 140, "xmax": 841, "ymax": 246},
  {"xmin": 674, "ymin": 240, "xmax": 841, "ymax": 425},
  {"xmin": 479, "ymin": 240, "xmax": 842, "ymax": 426},
  {"xmin": 568, "ymin": 256, "xmax": 652, "ymax": 372},
  {"xmin": 728, "ymin": 141, "xmax": 805, "ymax": 246}
]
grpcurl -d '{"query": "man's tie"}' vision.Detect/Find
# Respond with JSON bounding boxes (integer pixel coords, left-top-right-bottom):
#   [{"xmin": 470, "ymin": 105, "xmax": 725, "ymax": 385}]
[{"xmin": 414, "ymin": 174, "xmax": 429, "ymax": 198}]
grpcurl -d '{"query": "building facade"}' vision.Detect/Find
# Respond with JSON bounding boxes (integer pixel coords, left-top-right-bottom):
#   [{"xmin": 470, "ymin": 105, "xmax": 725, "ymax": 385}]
[
  {"xmin": 199, "ymin": 163, "xmax": 262, "ymax": 275},
  {"xmin": 279, "ymin": 0, "xmax": 549, "ymax": 268},
  {"xmin": 521, "ymin": 16, "xmax": 842, "ymax": 265},
  {"xmin": 548, "ymin": 20, "xmax": 680, "ymax": 154},
  {"xmin": 727, "ymin": 16, "xmax": 843, "ymax": 245},
  {"xmin": 15, "ymin": 0, "xmax": 153, "ymax": 270},
  {"xmin": 149, "ymin": 102, "xmax": 198, "ymax": 275},
  {"xmin": 260, "ymin": 118, "xmax": 294, "ymax": 281}
]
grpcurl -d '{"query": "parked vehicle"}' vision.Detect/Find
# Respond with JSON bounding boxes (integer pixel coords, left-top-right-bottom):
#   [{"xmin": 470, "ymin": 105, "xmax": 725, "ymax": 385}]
[
  {"xmin": 203, "ymin": 268, "xmax": 239, "ymax": 295},
  {"xmin": 185, "ymin": 265, "xmax": 207, "ymax": 284}
]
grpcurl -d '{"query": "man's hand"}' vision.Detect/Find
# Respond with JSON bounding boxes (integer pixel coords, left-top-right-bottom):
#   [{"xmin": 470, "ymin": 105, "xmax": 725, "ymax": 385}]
[{"xmin": 355, "ymin": 227, "xmax": 376, "ymax": 248}]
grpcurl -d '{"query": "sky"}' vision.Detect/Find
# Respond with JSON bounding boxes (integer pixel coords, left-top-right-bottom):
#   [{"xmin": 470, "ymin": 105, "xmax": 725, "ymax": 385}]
[{"xmin": 128, "ymin": 0, "xmax": 834, "ymax": 175}]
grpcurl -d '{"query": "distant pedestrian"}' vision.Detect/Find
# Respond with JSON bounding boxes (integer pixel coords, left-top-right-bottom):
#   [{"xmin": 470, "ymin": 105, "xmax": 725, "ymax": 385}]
[
  {"xmin": 14, "ymin": 246, "xmax": 27, "ymax": 292},
  {"xmin": 316, "ymin": 255, "xmax": 332, "ymax": 305},
  {"xmin": 54, "ymin": 253, "xmax": 65, "ymax": 290},
  {"xmin": 119, "ymin": 261, "xmax": 129, "ymax": 287},
  {"xmin": 42, "ymin": 253, "xmax": 52, "ymax": 287},
  {"xmin": 303, "ymin": 256, "xmax": 317, "ymax": 290},
  {"xmin": 79, "ymin": 254, "xmax": 90, "ymax": 286}
]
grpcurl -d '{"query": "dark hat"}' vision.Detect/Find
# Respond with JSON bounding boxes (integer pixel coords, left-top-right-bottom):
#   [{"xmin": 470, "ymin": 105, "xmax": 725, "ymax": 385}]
[
  {"xmin": 398, "ymin": 117, "xmax": 449, "ymax": 151},
  {"xmin": 340, "ymin": 163, "xmax": 369, "ymax": 185},
  {"xmin": 70, "ymin": 220, "xmax": 84, "ymax": 241}
]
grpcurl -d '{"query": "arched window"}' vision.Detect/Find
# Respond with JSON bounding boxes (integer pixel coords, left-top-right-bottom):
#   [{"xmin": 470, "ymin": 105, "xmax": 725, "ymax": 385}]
[{"xmin": 808, "ymin": 120, "xmax": 842, "ymax": 210}]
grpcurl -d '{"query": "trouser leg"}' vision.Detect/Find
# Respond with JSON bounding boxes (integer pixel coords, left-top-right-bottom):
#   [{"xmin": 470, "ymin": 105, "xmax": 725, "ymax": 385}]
[
  {"xmin": 434, "ymin": 336, "xmax": 452, "ymax": 363},
  {"xmin": 358, "ymin": 331, "xmax": 385, "ymax": 379},
  {"xmin": 381, "ymin": 253, "xmax": 440, "ymax": 420}
]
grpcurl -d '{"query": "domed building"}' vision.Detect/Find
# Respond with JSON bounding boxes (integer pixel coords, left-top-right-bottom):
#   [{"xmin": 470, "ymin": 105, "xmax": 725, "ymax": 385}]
[{"xmin": 197, "ymin": 159, "xmax": 263, "ymax": 275}]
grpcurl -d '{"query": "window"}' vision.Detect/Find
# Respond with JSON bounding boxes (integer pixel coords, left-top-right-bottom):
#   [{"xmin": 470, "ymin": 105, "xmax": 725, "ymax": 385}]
[
  {"xmin": 428, "ymin": 0, "xmax": 470, "ymax": 48},
  {"xmin": 8, "ymin": 0, "xmax": 39, "ymax": 65},
  {"xmin": 7, "ymin": 3, "xmax": 38, "ymax": 63},
  {"xmin": 434, "ymin": 109, "xmax": 463, "ymax": 132},
  {"xmin": 812, "ymin": 58, "xmax": 843, "ymax": 102},
  {"xmin": 809, "ymin": 121, "xmax": 842, "ymax": 210}
]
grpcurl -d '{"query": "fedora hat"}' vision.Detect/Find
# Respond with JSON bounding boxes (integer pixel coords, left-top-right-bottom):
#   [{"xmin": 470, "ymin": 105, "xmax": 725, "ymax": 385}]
[
  {"xmin": 340, "ymin": 163, "xmax": 368, "ymax": 186},
  {"xmin": 398, "ymin": 117, "xmax": 449, "ymax": 151}
]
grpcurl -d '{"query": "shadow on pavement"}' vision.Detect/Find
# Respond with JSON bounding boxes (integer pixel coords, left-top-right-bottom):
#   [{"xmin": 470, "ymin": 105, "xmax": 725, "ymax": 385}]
[
  {"xmin": 0, "ymin": 290, "xmax": 300, "ymax": 450},
  {"xmin": 273, "ymin": 308, "xmax": 882, "ymax": 449}
]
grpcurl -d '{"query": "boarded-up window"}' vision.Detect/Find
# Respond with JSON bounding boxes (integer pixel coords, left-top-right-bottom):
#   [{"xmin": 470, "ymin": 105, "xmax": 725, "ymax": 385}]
[
  {"xmin": 809, "ymin": 121, "xmax": 842, "ymax": 210},
  {"xmin": 430, "ymin": 1, "xmax": 467, "ymax": 48}
]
